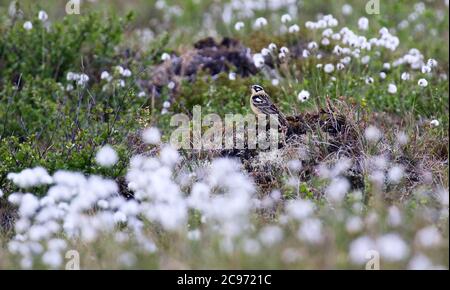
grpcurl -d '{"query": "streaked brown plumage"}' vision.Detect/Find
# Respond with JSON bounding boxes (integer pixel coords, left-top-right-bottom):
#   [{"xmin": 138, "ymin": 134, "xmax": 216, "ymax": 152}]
[{"xmin": 250, "ymin": 85, "xmax": 288, "ymax": 130}]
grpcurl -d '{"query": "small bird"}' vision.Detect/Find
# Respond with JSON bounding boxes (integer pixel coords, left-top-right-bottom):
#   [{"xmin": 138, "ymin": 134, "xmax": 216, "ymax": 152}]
[{"xmin": 250, "ymin": 85, "xmax": 288, "ymax": 131}]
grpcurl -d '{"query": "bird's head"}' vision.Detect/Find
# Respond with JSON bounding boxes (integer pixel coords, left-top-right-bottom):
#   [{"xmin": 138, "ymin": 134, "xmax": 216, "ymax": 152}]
[{"xmin": 251, "ymin": 84, "xmax": 265, "ymax": 95}]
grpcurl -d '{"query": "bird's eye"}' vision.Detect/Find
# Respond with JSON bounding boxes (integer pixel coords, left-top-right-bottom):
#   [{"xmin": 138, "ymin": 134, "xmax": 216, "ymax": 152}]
[{"xmin": 253, "ymin": 85, "xmax": 263, "ymax": 92}]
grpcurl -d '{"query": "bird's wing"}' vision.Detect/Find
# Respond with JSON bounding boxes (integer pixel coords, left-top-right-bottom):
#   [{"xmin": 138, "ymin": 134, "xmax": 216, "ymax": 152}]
[{"xmin": 253, "ymin": 94, "xmax": 288, "ymax": 127}]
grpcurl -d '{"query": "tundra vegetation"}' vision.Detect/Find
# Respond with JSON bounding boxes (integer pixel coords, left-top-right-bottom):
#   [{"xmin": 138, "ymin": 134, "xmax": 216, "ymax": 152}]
[{"xmin": 0, "ymin": 0, "xmax": 448, "ymax": 269}]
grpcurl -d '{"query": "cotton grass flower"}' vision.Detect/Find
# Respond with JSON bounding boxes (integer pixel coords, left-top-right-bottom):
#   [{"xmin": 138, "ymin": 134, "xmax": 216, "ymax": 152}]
[
  {"xmin": 387, "ymin": 206, "xmax": 402, "ymax": 227},
  {"xmin": 377, "ymin": 233, "xmax": 409, "ymax": 262},
  {"xmin": 298, "ymin": 219, "xmax": 323, "ymax": 244},
  {"xmin": 115, "ymin": 65, "xmax": 124, "ymax": 75},
  {"xmin": 365, "ymin": 126, "xmax": 382, "ymax": 142},
  {"xmin": 142, "ymin": 127, "xmax": 161, "ymax": 145},
  {"xmin": 8, "ymin": 193, "xmax": 22, "ymax": 205},
  {"xmin": 280, "ymin": 47, "xmax": 289, "ymax": 54},
  {"xmin": 268, "ymin": 43, "xmax": 277, "ymax": 51},
  {"xmin": 427, "ymin": 58, "xmax": 438, "ymax": 68},
  {"xmin": 435, "ymin": 188, "xmax": 449, "ymax": 207},
  {"xmin": 161, "ymin": 53, "xmax": 171, "ymax": 61},
  {"xmin": 297, "ymin": 90, "xmax": 310, "ymax": 102},
  {"xmin": 430, "ymin": 119, "xmax": 440, "ymax": 127},
  {"xmin": 415, "ymin": 226, "xmax": 442, "ymax": 248},
  {"xmin": 66, "ymin": 72, "xmax": 76, "ymax": 81},
  {"xmin": 259, "ymin": 225, "xmax": 283, "ymax": 246},
  {"xmin": 97, "ymin": 199, "xmax": 109, "ymax": 209},
  {"xmin": 418, "ymin": 78, "xmax": 428, "ymax": 87},
  {"xmin": 162, "ymin": 100, "xmax": 171, "ymax": 111},
  {"xmin": 323, "ymin": 29, "xmax": 333, "ymax": 38},
  {"xmin": 77, "ymin": 74, "xmax": 89, "ymax": 86},
  {"xmin": 305, "ymin": 21, "xmax": 315, "ymax": 30},
  {"xmin": 95, "ymin": 145, "xmax": 118, "ymax": 167},
  {"xmin": 122, "ymin": 69, "xmax": 132, "ymax": 77},
  {"xmin": 42, "ymin": 250, "xmax": 62, "ymax": 269},
  {"xmin": 234, "ymin": 21, "xmax": 245, "ymax": 31},
  {"xmin": 342, "ymin": 4, "xmax": 353, "ymax": 15},
  {"xmin": 18, "ymin": 194, "xmax": 40, "ymax": 218},
  {"xmin": 387, "ymin": 165, "xmax": 404, "ymax": 184},
  {"xmin": 421, "ymin": 65, "xmax": 431, "ymax": 74},
  {"xmin": 287, "ymin": 160, "xmax": 302, "ymax": 172},
  {"xmin": 365, "ymin": 77, "xmax": 374, "ymax": 84},
  {"xmin": 358, "ymin": 17, "xmax": 369, "ymax": 30},
  {"xmin": 324, "ymin": 64, "xmax": 334, "ymax": 73},
  {"xmin": 7, "ymin": 167, "xmax": 53, "ymax": 188},
  {"xmin": 333, "ymin": 45, "xmax": 342, "ymax": 55},
  {"xmin": 117, "ymin": 79, "xmax": 125, "ymax": 88},
  {"xmin": 387, "ymin": 83, "xmax": 397, "ymax": 94},
  {"xmin": 401, "ymin": 72, "xmax": 411, "ymax": 81},
  {"xmin": 261, "ymin": 48, "xmax": 271, "ymax": 56},
  {"xmin": 281, "ymin": 14, "xmax": 292, "ymax": 23},
  {"xmin": 321, "ymin": 38, "xmax": 330, "ymax": 46},
  {"xmin": 23, "ymin": 21, "xmax": 33, "ymax": 30},
  {"xmin": 326, "ymin": 178, "xmax": 350, "ymax": 203},
  {"xmin": 345, "ymin": 216, "xmax": 363, "ymax": 233},
  {"xmin": 288, "ymin": 24, "xmax": 300, "ymax": 33},
  {"xmin": 100, "ymin": 71, "xmax": 110, "ymax": 80},
  {"xmin": 396, "ymin": 131, "xmax": 409, "ymax": 145},
  {"xmin": 286, "ymin": 199, "xmax": 315, "ymax": 221},
  {"xmin": 253, "ymin": 53, "xmax": 265, "ymax": 68},
  {"xmin": 332, "ymin": 33, "xmax": 341, "ymax": 40},
  {"xmin": 38, "ymin": 11, "xmax": 48, "ymax": 22},
  {"xmin": 113, "ymin": 211, "xmax": 127, "ymax": 223},
  {"xmin": 349, "ymin": 236, "xmax": 376, "ymax": 264},
  {"xmin": 254, "ymin": 17, "xmax": 268, "ymax": 29},
  {"xmin": 65, "ymin": 84, "xmax": 74, "ymax": 91},
  {"xmin": 307, "ymin": 42, "xmax": 318, "ymax": 50},
  {"xmin": 160, "ymin": 145, "xmax": 180, "ymax": 167},
  {"xmin": 302, "ymin": 49, "xmax": 310, "ymax": 58},
  {"xmin": 408, "ymin": 254, "xmax": 433, "ymax": 270}
]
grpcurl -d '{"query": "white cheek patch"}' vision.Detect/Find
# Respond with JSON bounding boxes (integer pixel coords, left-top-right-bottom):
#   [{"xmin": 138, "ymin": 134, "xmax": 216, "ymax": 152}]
[
  {"xmin": 253, "ymin": 97, "xmax": 263, "ymax": 103},
  {"xmin": 253, "ymin": 86, "xmax": 263, "ymax": 92}
]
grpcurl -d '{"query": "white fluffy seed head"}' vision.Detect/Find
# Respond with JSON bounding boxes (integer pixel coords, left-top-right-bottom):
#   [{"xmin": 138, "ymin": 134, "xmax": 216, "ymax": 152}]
[
  {"xmin": 324, "ymin": 63, "xmax": 335, "ymax": 73},
  {"xmin": 388, "ymin": 83, "xmax": 398, "ymax": 94},
  {"xmin": 418, "ymin": 78, "xmax": 428, "ymax": 87},
  {"xmin": 95, "ymin": 145, "xmax": 118, "ymax": 167},
  {"xmin": 23, "ymin": 21, "xmax": 33, "ymax": 30},
  {"xmin": 142, "ymin": 127, "xmax": 161, "ymax": 145},
  {"xmin": 365, "ymin": 126, "xmax": 382, "ymax": 142},
  {"xmin": 281, "ymin": 14, "xmax": 292, "ymax": 23},
  {"xmin": 254, "ymin": 17, "xmax": 268, "ymax": 29},
  {"xmin": 297, "ymin": 90, "xmax": 310, "ymax": 102},
  {"xmin": 161, "ymin": 53, "xmax": 171, "ymax": 61},
  {"xmin": 358, "ymin": 17, "xmax": 369, "ymax": 30},
  {"xmin": 288, "ymin": 24, "xmax": 300, "ymax": 33},
  {"xmin": 38, "ymin": 10, "xmax": 48, "ymax": 22},
  {"xmin": 430, "ymin": 119, "xmax": 440, "ymax": 127}
]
